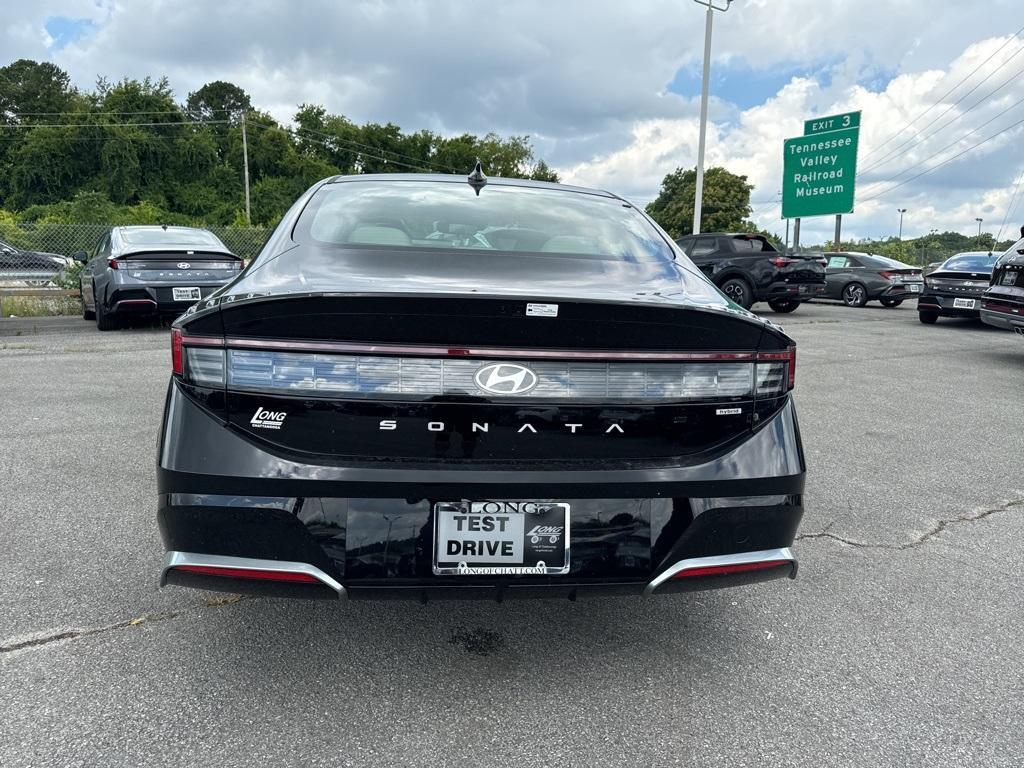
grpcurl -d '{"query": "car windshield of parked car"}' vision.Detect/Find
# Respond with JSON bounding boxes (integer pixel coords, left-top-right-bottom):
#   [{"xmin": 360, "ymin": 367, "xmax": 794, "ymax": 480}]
[
  {"xmin": 865, "ymin": 254, "xmax": 913, "ymax": 269},
  {"xmin": 295, "ymin": 181, "xmax": 675, "ymax": 263},
  {"xmin": 121, "ymin": 228, "xmax": 222, "ymax": 247},
  {"xmin": 941, "ymin": 253, "xmax": 998, "ymax": 272}
]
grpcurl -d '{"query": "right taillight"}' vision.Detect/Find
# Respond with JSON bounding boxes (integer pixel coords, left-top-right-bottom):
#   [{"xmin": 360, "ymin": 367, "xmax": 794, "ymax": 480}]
[
  {"xmin": 171, "ymin": 328, "xmax": 183, "ymax": 375},
  {"xmin": 755, "ymin": 347, "xmax": 796, "ymax": 393}
]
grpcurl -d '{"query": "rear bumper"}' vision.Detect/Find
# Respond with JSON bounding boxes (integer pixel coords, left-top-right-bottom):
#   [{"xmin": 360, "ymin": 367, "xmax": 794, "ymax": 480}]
[
  {"xmin": 980, "ymin": 304, "xmax": 1024, "ymax": 333},
  {"xmin": 107, "ymin": 283, "xmax": 229, "ymax": 315},
  {"xmin": 917, "ymin": 293, "xmax": 984, "ymax": 317},
  {"xmin": 879, "ymin": 284, "xmax": 922, "ymax": 300},
  {"xmin": 763, "ymin": 280, "xmax": 826, "ymax": 302},
  {"xmin": 157, "ymin": 383, "xmax": 807, "ymax": 600}
]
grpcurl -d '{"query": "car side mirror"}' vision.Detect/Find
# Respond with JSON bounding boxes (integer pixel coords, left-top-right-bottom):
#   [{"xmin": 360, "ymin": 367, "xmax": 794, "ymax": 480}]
[{"xmin": 72, "ymin": 250, "xmax": 89, "ymax": 263}]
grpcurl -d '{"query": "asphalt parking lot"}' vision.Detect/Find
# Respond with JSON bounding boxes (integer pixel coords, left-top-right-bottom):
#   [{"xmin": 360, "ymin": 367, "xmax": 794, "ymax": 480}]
[{"xmin": 1, "ymin": 303, "xmax": 1021, "ymax": 767}]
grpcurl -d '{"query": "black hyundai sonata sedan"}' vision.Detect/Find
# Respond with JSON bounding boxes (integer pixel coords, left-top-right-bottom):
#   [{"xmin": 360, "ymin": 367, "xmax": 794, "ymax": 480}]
[
  {"xmin": 917, "ymin": 250, "xmax": 999, "ymax": 324},
  {"xmin": 158, "ymin": 172, "xmax": 805, "ymax": 601}
]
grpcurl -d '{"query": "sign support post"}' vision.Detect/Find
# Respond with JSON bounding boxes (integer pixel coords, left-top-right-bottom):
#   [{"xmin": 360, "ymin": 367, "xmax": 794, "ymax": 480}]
[{"xmin": 834, "ymin": 214, "xmax": 842, "ymax": 251}]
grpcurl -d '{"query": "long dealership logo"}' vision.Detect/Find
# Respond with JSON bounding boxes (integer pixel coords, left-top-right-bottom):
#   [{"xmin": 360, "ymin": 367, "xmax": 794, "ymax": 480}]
[{"xmin": 474, "ymin": 363, "xmax": 539, "ymax": 395}]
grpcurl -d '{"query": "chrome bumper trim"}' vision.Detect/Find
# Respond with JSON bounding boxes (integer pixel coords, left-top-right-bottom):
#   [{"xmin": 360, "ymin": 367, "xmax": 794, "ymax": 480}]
[
  {"xmin": 161, "ymin": 550, "xmax": 346, "ymax": 596},
  {"xmin": 644, "ymin": 546, "xmax": 796, "ymax": 595}
]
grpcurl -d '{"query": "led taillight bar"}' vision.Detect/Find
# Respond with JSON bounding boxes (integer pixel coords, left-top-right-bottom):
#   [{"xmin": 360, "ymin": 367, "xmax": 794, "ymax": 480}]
[
  {"xmin": 171, "ymin": 564, "xmax": 320, "ymax": 583},
  {"xmin": 672, "ymin": 559, "xmax": 792, "ymax": 579},
  {"xmin": 176, "ymin": 335, "xmax": 760, "ymax": 361}
]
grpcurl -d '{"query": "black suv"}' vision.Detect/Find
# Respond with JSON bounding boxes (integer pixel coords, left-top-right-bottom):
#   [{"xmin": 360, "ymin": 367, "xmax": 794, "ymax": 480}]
[{"xmin": 675, "ymin": 233, "xmax": 826, "ymax": 312}]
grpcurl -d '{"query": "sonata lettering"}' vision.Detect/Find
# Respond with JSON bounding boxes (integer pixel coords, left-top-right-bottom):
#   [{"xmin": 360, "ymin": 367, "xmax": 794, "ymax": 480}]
[{"xmin": 377, "ymin": 420, "xmax": 625, "ymax": 434}]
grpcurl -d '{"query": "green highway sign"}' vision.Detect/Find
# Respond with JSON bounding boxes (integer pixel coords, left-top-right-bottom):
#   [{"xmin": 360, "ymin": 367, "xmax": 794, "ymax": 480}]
[
  {"xmin": 804, "ymin": 110, "xmax": 860, "ymax": 136},
  {"xmin": 782, "ymin": 125, "xmax": 860, "ymax": 218}
]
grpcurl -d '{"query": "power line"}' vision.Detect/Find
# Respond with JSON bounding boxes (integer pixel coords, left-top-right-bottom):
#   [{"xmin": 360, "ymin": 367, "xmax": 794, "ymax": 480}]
[
  {"xmin": 6, "ymin": 109, "xmax": 233, "ymax": 116},
  {"xmin": 860, "ymin": 41, "xmax": 1024, "ymax": 175},
  {"xmin": 246, "ymin": 121, "xmax": 438, "ymax": 173},
  {"xmin": 994, "ymin": 166, "xmax": 1024, "ymax": 243},
  {"xmin": 859, "ymin": 113, "xmax": 1024, "ymax": 203},
  {"xmin": 289, "ymin": 124, "xmax": 462, "ymax": 174},
  {"xmin": 858, "ymin": 92, "xmax": 1024, "ymax": 197},
  {"xmin": 0, "ymin": 120, "xmax": 230, "ymax": 128},
  {"xmin": 859, "ymin": 25, "xmax": 1024, "ymax": 164}
]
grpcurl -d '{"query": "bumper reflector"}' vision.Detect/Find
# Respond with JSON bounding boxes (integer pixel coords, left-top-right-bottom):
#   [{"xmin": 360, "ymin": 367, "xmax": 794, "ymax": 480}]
[
  {"xmin": 171, "ymin": 564, "xmax": 320, "ymax": 583},
  {"xmin": 644, "ymin": 547, "xmax": 796, "ymax": 595},
  {"xmin": 672, "ymin": 559, "xmax": 792, "ymax": 579}
]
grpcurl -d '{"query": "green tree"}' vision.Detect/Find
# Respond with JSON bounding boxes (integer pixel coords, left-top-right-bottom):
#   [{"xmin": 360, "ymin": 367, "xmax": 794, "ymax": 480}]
[
  {"xmin": 0, "ymin": 59, "xmax": 80, "ymax": 122},
  {"xmin": 186, "ymin": 80, "xmax": 252, "ymax": 161},
  {"xmin": 529, "ymin": 159, "xmax": 560, "ymax": 183},
  {"xmin": 645, "ymin": 167, "xmax": 754, "ymax": 238}
]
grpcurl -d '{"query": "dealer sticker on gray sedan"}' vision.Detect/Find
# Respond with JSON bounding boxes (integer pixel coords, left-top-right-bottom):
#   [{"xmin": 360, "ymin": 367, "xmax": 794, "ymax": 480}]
[{"xmin": 433, "ymin": 501, "xmax": 570, "ymax": 575}]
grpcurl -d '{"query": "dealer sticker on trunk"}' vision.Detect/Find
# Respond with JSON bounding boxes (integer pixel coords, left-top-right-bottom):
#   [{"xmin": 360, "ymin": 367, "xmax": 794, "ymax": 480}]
[{"xmin": 526, "ymin": 303, "xmax": 558, "ymax": 317}]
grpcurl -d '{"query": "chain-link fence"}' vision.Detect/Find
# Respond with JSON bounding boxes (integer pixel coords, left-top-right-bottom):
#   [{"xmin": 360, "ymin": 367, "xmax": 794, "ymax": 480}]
[{"xmin": 0, "ymin": 221, "xmax": 272, "ymax": 264}]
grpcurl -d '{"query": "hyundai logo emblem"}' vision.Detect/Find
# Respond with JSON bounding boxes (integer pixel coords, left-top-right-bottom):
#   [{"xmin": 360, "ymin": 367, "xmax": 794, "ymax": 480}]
[
  {"xmin": 474, "ymin": 363, "xmax": 538, "ymax": 395},
  {"xmin": 177, "ymin": 262, "xmax": 191, "ymax": 269}
]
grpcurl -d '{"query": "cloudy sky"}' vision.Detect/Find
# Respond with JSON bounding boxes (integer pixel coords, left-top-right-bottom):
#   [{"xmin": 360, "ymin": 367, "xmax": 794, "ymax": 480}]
[{"xmin": 5, "ymin": 0, "xmax": 1024, "ymax": 243}]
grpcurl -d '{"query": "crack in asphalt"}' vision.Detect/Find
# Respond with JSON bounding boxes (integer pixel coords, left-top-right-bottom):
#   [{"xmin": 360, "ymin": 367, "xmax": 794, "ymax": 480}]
[
  {"xmin": 0, "ymin": 594, "xmax": 245, "ymax": 656},
  {"xmin": 796, "ymin": 498, "xmax": 1024, "ymax": 551}
]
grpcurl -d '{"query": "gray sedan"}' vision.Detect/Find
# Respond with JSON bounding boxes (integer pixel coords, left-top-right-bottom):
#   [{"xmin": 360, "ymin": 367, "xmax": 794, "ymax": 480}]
[
  {"xmin": 823, "ymin": 252, "xmax": 924, "ymax": 307},
  {"xmin": 76, "ymin": 226, "xmax": 242, "ymax": 330}
]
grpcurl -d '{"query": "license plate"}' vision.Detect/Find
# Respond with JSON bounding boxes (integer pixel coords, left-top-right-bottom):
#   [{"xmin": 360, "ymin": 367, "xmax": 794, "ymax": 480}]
[
  {"xmin": 433, "ymin": 501, "xmax": 570, "ymax": 576},
  {"xmin": 172, "ymin": 287, "xmax": 201, "ymax": 302},
  {"xmin": 909, "ymin": 284, "xmax": 921, "ymax": 293},
  {"xmin": 953, "ymin": 298, "xmax": 976, "ymax": 309}
]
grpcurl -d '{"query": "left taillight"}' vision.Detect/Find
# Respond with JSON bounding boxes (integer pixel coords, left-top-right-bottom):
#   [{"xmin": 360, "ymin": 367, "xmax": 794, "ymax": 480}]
[
  {"xmin": 107, "ymin": 257, "xmax": 120, "ymax": 270},
  {"xmin": 770, "ymin": 256, "xmax": 794, "ymax": 268},
  {"xmin": 171, "ymin": 328, "xmax": 183, "ymax": 375}
]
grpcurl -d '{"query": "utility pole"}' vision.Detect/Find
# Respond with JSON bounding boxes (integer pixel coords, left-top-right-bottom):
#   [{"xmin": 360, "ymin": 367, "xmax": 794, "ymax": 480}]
[
  {"xmin": 920, "ymin": 228, "xmax": 937, "ymax": 266},
  {"xmin": 897, "ymin": 208, "xmax": 907, "ymax": 240},
  {"xmin": 975, "ymin": 217, "xmax": 983, "ymax": 245},
  {"xmin": 240, "ymin": 110, "xmax": 252, "ymax": 225},
  {"xmin": 691, "ymin": 0, "xmax": 732, "ymax": 236}
]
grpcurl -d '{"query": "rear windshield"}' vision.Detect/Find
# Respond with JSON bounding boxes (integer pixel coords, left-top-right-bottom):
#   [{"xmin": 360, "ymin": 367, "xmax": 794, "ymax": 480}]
[
  {"xmin": 294, "ymin": 180, "xmax": 674, "ymax": 263},
  {"xmin": 729, "ymin": 236, "xmax": 773, "ymax": 252},
  {"xmin": 941, "ymin": 253, "xmax": 998, "ymax": 272},
  {"xmin": 862, "ymin": 255, "xmax": 912, "ymax": 269},
  {"xmin": 121, "ymin": 228, "xmax": 223, "ymax": 247}
]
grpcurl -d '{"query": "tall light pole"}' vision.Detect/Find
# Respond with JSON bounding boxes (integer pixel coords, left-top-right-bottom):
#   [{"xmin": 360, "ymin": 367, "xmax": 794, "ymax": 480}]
[
  {"xmin": 691, "ymin": 0, "xmax": 732, "ymax": 236},
  {"xmin": 975, "ymin": 217, "xmax": 983, "ymax": 245},
  {"xmin": 897, "ymin": 208, "xmax": 907, "ymax": 240}
]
